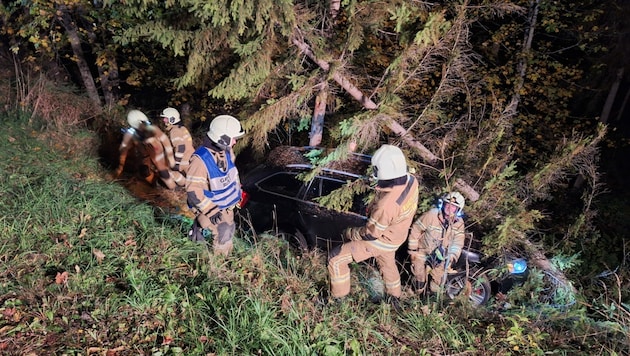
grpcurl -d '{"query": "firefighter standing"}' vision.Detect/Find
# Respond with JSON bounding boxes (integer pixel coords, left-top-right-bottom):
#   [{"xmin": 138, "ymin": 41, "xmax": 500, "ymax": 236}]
[
  {"xmin": 327, "ymin": 144, "xmax": 419, "ymax": 306},
  {"xmin": 115, "ymin": 110, "xmax": 178, "ymax": 189},
  {"xmin": 160, "ymin": 107, "xmax": 195, "ymax": 187},
  {"xmin": 186, "ymin": 115, "xmax": 244, "ymax": 256},
  {"xmin": 407, "ymin": 191, "xmax": 467, "ymax": 294}
]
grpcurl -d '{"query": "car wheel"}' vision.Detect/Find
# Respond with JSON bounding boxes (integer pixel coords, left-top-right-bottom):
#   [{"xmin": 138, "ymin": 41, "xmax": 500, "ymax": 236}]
[
  {"xmin": 274, "ymin": 230, "xmax": 309, "ymax": 251},
  {"xmin": 445, "ymin": 273, "xmax": 491, "ymax": 306}
]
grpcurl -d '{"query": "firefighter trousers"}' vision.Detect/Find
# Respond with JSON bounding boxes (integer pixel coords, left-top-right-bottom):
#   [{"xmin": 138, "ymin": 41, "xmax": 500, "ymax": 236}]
[
  {"xmin": 196, "ymin": 208, "xmax": 236, "ymax": 256},
  {"xmin": 410, "ymin": 251, "xmax": 448, "ymax": 292},
  {"xmin": 328, "ymin": 239, "xmax": 402, "ymax": 299}
]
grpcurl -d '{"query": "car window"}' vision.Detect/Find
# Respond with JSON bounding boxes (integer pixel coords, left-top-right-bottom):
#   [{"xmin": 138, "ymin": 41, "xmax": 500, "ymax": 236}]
[
  {"xmin": 303, "ymin": 176, "xmax": 370, "ymax": 216},
  {"xmin": 255, "ymin": 172, "xmax": 303, "ymax": 197},
  {"xmin": 304, "ymin": 177, "xmax": 345, "ymax": 201}
]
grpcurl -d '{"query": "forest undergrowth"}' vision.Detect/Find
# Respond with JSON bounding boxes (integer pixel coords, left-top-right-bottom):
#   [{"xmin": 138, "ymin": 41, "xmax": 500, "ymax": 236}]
[{"xmin": 0, "ymin": 77, "xmax": 629, "ymax": 355}]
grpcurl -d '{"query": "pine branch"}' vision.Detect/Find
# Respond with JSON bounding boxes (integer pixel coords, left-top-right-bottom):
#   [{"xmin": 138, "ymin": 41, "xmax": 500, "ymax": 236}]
[{"xmin": 243, "ymin": 82, "xmax": 315, "ymax": 153}]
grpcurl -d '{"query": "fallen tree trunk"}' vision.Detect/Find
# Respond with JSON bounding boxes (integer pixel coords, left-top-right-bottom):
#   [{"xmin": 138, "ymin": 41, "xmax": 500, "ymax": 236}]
[
  {"xmin": 292, "ymin": 23, "xmax": 576, "ymax": 303},
  {"xmin": 292, "ymin": 35, "xmax": 479, "ymax": 201}
]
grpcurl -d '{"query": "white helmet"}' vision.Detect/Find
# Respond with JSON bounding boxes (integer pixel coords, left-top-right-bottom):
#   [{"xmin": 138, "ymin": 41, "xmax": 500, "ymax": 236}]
[
  {"xmin": 207, "ymin": 115, "xmax": 245, "ymax": 148},
  {"xmin": 443, "ymin": 191, "xmax": 465, "ymax": 210},
  {"xmin": 371, "ymin": 144, "xmax": 407, "ymax": 180},
  {"xmin": 160, "ymin": 107, "xmax": 181, "ymax": 125},
  {"xmin": 127, "ymin": 110, "xmax": 150, "ymax": 129}
]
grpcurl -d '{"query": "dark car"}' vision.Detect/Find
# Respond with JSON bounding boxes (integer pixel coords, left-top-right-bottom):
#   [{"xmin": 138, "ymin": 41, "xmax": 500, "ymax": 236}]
[
  {"xmin": 238, "ymin": 147, "xmax": 530, "ymax": 306},
  {"xmin": 238, "ymin": 146, "xmax": 374, "ymax": 251}
]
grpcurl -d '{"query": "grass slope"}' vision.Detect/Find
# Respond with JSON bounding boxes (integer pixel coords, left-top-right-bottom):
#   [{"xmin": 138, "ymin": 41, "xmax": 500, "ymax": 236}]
[{"xmin": 0, "ymin": 111, "xmax": 628, "ymax": 355}]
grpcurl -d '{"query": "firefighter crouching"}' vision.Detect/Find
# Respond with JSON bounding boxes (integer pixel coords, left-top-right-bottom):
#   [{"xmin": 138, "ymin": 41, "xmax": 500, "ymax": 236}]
[
  {"xmin": 186, "ymin": 115, "xmax": 244, "ymax": 256},
  {"xmin": 407, "ymin": 191, "xmax": 466, "ymax": 294},
  {"xmin": 327, "ymin": 144, "xmax": 419, "ymax": 307},
  {"xmin": 115, "ymin": 110, "xmax": 178, "ymax": 189},
  {"xmin": 160, "ymin": 107, "xmax": 195, "ymax": 187}
]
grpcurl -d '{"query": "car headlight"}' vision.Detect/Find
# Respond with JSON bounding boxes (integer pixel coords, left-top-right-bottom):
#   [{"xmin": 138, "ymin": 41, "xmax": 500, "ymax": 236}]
[{"xmin": 507, "ymin": 258, "xmax": 527, "ymax": 274}]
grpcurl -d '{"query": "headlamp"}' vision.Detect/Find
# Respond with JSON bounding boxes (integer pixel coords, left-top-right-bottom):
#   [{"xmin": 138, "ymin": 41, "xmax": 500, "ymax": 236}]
[{"xmin": 508, "ymin": 258, "xmax": 528, "ymax": 274}]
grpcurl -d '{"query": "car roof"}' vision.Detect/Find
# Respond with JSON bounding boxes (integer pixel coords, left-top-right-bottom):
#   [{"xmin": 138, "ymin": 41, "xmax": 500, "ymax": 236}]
[
  {"xmin": 284, "ymin": 163, "xmax": 365, "ymax": 180},
  {"xmin": 265, "ymin": 146, "xmax": 372, "ymax": 177}
]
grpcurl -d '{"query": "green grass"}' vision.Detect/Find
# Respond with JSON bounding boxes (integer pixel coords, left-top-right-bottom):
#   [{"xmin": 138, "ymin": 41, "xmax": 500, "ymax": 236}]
[{"xmin": 0, "ymin": 110, "xmax": 629, "ymax": 355}]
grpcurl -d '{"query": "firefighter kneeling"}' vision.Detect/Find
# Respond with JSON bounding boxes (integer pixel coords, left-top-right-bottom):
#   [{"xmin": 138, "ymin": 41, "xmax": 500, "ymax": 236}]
[{"xmin": 407, "ymin": 191, "xmax": 466, "ymax": 294}]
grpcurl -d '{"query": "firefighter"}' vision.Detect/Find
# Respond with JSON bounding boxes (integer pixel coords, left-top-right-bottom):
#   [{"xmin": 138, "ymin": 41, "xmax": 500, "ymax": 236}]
[
  {"xmin": 114, "ymin": 109, "xmax": 178, "ymax": 189},
  {"xmin": 160, "ymin": 107, "xmax": 195, "ymax": 187},
  {"xmin": 327, "ymin": 144, "xmax": 419, "ymax": 308},
  {"xmin": 186, "ymin": 114, "xmax": 244, "ymax": 256},
  {"xmin": 407, "ymin": 191, "xmax": 466, "ymax": 294}
]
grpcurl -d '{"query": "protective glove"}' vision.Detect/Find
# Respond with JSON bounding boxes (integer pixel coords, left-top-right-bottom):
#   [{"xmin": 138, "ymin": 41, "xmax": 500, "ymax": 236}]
[
  {"xmin": 344, "ymin": 227, "xmax": 364, "ymax": 241},
  {"xmin": 209, "ymin": 211, "xmax": 223, "ymax": 225}
]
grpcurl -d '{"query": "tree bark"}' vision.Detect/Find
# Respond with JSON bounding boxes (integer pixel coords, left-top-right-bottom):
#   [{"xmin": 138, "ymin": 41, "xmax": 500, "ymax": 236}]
[
  {"xmin": 501, "ymin": 0, "xmax": 539, "ymax": 120},
  {"xmin": 521, "ymin": 238, "xmax": 578, "ymax": 300},
  {"xmin": 600, "ymin": 68, "xmax": 624, "ymax": 125},
  {"xmin": 57, "ymin": 8, "xmax": 102, "ymax": 109},
  {"xmin": 310, "ymin": 84, "xmax": 327, "ymax": 146},
  {"xmin": 385, "ymin": 118, "xmax": 439, "ymax": 164},
  {"xmin": 96, "ymin": 50, "xmax": 119, "ymax": 108},
  {"xmin": 292, "ymin": 37, "xmax": 378, "ymax": 109}
]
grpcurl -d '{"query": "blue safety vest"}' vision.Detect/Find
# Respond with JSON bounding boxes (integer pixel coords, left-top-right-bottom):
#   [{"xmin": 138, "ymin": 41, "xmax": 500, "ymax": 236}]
[{"xmin": 193, "ymin": 147, "xmax": 241, "ymax": 210}]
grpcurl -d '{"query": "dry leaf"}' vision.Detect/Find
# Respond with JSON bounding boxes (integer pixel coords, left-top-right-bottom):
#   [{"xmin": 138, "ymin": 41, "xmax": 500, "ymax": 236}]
[
  {"xmin": 78, "ymin": 228, "xmax": 88, "ymax": 239},
  {"xmin": 55, "ymin": 271, "xmax": 68, "ymax": 285},
  {"xmin": 162, "ymin": 335, "xmax": 173, "ymax": 345},
  {"xmin": 421, "ymin": 305, "xmax": 431, "ymax": 316},
  {"xmin": 93, "ymin": 249, "xmax": 106, "ymax": 263},
  {"xmin": 8, "ymin": 136, "xmax": 15, "ymax": 143}
]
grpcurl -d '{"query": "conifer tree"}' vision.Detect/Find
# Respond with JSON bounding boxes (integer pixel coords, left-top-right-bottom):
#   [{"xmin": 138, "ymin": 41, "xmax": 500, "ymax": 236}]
[{"xmin": 3, "ymin": 0, "xmax": 616, "ymax": 303}]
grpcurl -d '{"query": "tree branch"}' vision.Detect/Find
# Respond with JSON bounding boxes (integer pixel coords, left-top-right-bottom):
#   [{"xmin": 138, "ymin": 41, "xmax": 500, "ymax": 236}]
[{"xmin": 292, "ymin": 35, "xmax": 481, "ymax": 200}]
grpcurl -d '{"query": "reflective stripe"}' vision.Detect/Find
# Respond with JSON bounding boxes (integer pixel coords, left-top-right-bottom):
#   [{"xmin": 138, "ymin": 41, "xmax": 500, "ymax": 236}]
[
  {"xmin": 194, "ymin": 147, "xmax": 241, "ymax": 210},
  {"xmin": 368, "ymin": 216, "xmax": 388, "ymax": 231},
  {"xmin": 384, "ymin": 279, "xmax": 401, "ymax": 290},
  {"xmin": 367, "ymin": 239, "xmax": 399, "ymax": 252}
]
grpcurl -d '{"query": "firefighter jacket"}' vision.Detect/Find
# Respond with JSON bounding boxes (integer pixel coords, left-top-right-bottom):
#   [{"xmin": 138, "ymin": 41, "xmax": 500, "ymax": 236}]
[
  {"xmin": 117, "ymin": 125, "xmax": 176, "ymax": 184},
  {"xmin": 186, "ymin": 145, "xmax": 241, "ymax": 216},
  {"xmin": 328, "ymin": 174, "xmax": 419, "ymax": 299},
  {"xmin": 407, "ymin": 208, "xmax": 466, "ymax": 261},
  {"xmin": 166, "ymin": 124, "xmax": 194, "ymax": 173},
  {"xmin": 362, "ymin": 174, "xmax": 419, "ymax": 248}
]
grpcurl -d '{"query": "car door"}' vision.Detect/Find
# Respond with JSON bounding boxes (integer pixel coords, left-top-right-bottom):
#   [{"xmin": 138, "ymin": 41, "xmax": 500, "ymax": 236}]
[
  {"xmin": 298, "ymin": 175, "xmax": 368, "ymax": 251},
  {"xmin": 243, "ymin": 170, "xmax": 305, "ymax": 234}
]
